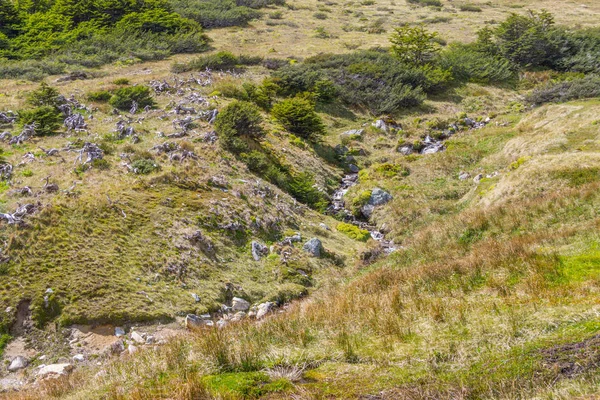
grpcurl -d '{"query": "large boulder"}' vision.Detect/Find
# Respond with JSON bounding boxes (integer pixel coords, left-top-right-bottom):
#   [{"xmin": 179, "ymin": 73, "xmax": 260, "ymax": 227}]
[
  {"xmin": 303, "ymin": 238, "xmax": 323, "ymax": 257},
  {"xmin": 7, "ymin": 356, "xmax": 28, "ymax": 372},
  {"xmin": 251, "ymin": 241, "xmax": 268, "ymax": 261},
  {"xmin": 37, "ymin": 364, "xmax": 73, "ymax": 379},
  {"xmin": 185, "ymin": 314, "xmax": 211, "ymax": 329},
  {"xmin": 232, "ymin": 297, "xmax": 250, "ymax": 312},
  {"xmin": 369, "ymin": 188, "xmax": 392, "ymax": 206}
]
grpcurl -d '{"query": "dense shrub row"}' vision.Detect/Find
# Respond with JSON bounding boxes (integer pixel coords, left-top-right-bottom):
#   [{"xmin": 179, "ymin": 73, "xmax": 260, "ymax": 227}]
[
  {"xmin": 170, "ymin": 0, "xmax": 284, "ymax": 29},
  {"xmin": 526, "ymin": 75, "xmax": 600, "ymax": 104}
]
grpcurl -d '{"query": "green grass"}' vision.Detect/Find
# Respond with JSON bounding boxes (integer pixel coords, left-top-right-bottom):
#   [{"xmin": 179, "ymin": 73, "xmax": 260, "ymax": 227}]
[
  {"xmin": 203, "ymin": 372, "xmax": 292, "ymax": 398},
  {"xmin": 0, "ymin": 334, "xmax": 10, "ymax": 358},
  {"xmin": 336, "ymin": 222, "xmax": 370, "ymax": 242}
]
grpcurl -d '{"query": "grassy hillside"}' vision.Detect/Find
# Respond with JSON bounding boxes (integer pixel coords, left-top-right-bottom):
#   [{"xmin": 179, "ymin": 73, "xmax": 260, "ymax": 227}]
[
  {"xmin": 6, "ymin": 97, "xmax": 600, "ymax": 399},
  {"xmin": 0, "ymin": 0, "xmax": 599, "ymax": 398}
]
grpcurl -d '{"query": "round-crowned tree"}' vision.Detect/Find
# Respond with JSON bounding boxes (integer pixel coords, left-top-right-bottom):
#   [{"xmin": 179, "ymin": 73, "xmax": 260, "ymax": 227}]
[
  {"xmin": 215, "ymin": 100, "xmax": 265, "ymax": 153},
  {"xmin": 271, "ymin": 97, "xmax": 325, "ymax": 140}
]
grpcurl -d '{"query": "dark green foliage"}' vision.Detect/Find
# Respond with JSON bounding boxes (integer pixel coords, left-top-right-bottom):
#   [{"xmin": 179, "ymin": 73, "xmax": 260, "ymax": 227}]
[
  {"xmin": 274, "ymin": 51, "xmax": 429, "ymax": 114},
  {"xmin": 441, "ymin": 43, "xmax": 516, "ymax": 84},
  {"xmin": 459, "ymin": 4, "xmax": 482, "ymax": 12},
  {"xmin": 173, "ymin": 51, "xmax": 239, "ymax": 73},
  {"xmin": 0, "ymin": 0, "xmax": 20, "ymax": 37},
  {"xmin": 26, "ymin": 82, "xmax": 64, "ymax": 108},
  {"xmin": 131, "ymin": 158, "xmax": 159, "ymax": 174},
  {"xmin": 0, "ymin": 334, "xmax": 9, "ymax": 358},
  {"xmin": 18, "ymin": 106, "xmax": 62, "ymax": 136},
  {"xmin": 170, "ymin": 0, "xmax": 265, "ymax": 28},
  {"xmin": 215, "ymin": 101, "xmax": 265, "ymax": 152},
  {"xmin": 526, "ymin": 75, "xmax": 600, "ymax": 104},
  {"xmin": 288, "ymin": 172, "xmax": 328, "ymax": 211},
  {"xmin": 109, "ymin": 86, "xmax": 155, "ymax": 111},
  {"xmin": 271, "ymin": 97, "xmax": 325, "ymax": 139},
  {"xmin": 87, "ymin": 90, "xmax": 112, "ymax": 102},
  {"xmin": 406, "ymin": 0, "xmax": 442, "ymax": 7}
]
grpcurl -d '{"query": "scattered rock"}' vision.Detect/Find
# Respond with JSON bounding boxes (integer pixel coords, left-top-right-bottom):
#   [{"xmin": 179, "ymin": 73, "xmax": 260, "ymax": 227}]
[
  {"xmin": 251, "ymin": 241, "xmax": 268, "ymax": 261},
  {"xmin": 109, "ymin": 340, "xmax": 125, "ymax": 355},
  {"xmin": 8, "ymin": 356, "xmax": 28, "ymax": 372},
  {"xmin": 334, "ymin": 144, "xmax": 349, "ymax": 155},
  {"xmin": 191, "ymin": 293, "xmax": 201, "ymax": 303},
  {"xmin": 145, "ymin": 336, "xmax": 155, "ymax": 345},
  {"xmin": 256, "ymin": 302, "xmax": 275, "ymax": 320},
  {"xmin": 232, "ymin": 297, "xmax": 250, "ymax": 312},
  {"xmin": 340, "ymin": 129, "xmax": 364, "ymax": 139},
  {"xmin": 303, "ymin": 238, "xmax": 323, "ymax": 257},
  {"xmin": 72, "ymin": 354, "xmax": 85, "ymax": 363},
  {"xmin": 369, "ymin": 188, "xmax": 392, "ymax": 206},
  {"xmin": 319, "ymin": 223, "xmax": 331, "ymax": 231},
  {"xmin": 231, "ymin": 311, "xmax": 246, "ymax": 322},
  {"xmin": 130, "ymin": 331, "xmax": 145, "ymax": 344},
  {"xmin": 185, "ymin": 314, "xmax": 212, "ymax": 329},
  {"xmin": 128, "ymin": 344, "xmax": 138, "ymax": 355},
  {"xmin": 217, "ymin": 319, "xmax": 228, "ymax": 328},
  {"xmin": 115, "ymin": 327, "xmax": 125, "ymax": 337},
  {"xmin": 37, "ymin": 364, "xmax": 73, "ymax": 379},
  {"xmin": 348, "ymin": 164, "xmax": 360, "ymax": 173},
  {"xmin": 361, "ymin": 204, "xmax": 375, "ymax": 219},
  {"xmin": 458, "ymin": 172, "xmax": 470, "ymax": 181},
  {"xmin": 473, "ymin": 173, "xmax": 483, "ymax": 184}
]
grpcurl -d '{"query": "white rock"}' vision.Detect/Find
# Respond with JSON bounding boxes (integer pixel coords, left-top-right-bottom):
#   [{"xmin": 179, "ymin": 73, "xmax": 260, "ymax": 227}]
[
  {"xmin": 37, "ymin": 364, "xmax": 73, "ymax": 378},
  {"xmin": 303, "ymin": 238, "xmax": 323, "ymax": 257},
  {"xmin": 319, "ymin": 223, "xmax": 331, "ymax": 231},
  {"xmin": 130, "ymin": 331, "xmax": 145, "ymax": 344},
  {"xmin": 256, "ymin": 302, "xmax": 275, "ymax": 320},
  {"xmin": 232, "ymin": 297, "xmax": 250, "ymax": 311},
  {"xmin": 473, "ymin": 173, "xmax": 483, "ymax": 184},
  {"xmin": 191, "ymin": 293, "xmax": 201, "ymax": 303},
  {"xmin": 128, "ymin": 344, "xmax": 138, "ymax": 355},
  {"xmin": 115, "ymin": 327, "xmax": 125, "ymax": 337},
  {"xmin": 72, "ymin": 354, "xmax": 85, "ymax": 363},
  {"xmin": 216, "ymin": 319, "xmax": 228, "ymax": 329},
  {"xmin": 145, "ymin": 336, "xmax": 155, "ymax": 345},
  {"xmin": 8, "ymin": 356, "xmax": 28, "ymax": 372}
]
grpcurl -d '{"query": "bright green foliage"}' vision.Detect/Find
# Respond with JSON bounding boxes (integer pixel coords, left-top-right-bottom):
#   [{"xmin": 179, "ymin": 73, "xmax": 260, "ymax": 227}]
[
  {"xmin": 115, "ymin": 9, "xmax": 198, "ymax": 34},
  {"xmin": 109, "ymin": 86, "xmax": 155, "ymax": 111},
  {"xmin": 215, "ymin": 101, "xmax": 264, "ymax": 152},
  {"xmin": 26, "ymin": 82, "xmax": 64, "ymax": 108},
  {"xmin": 390, "ymin": 24, "xmax": 441, "ymax": 66},
  {"xmin": 336, "ymin": 222, "xmax": 370, "ymax": 241},
  {"xmin": 18, "ymin": 106, "xmax": 62, "ymax": 136},
  {"xmin": 271, "ymin": 97, "xmax": 325, "ymax": 139},
  {"xmin": 0, "ymin": 334, "xmax": 9, "ymax": 358}
]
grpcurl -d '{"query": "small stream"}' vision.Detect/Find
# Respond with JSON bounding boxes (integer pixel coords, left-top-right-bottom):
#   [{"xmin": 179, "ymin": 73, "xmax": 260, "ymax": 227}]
[{"xmin": 328, "ymin": 173, "xmax": 397, "ymax": 253}]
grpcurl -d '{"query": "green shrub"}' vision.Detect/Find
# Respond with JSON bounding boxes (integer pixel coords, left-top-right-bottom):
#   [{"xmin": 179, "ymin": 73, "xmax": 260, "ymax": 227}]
[
  {"xmin": 131, "ymin": 158, "xmax": 160, "ymax": 174},
  {"xmin": 287, "ymin": 172, "xmax": 328, "ymax": 211},
  {"xmin": 271, "ymin": 97, "xmax": 325, "ymax": 139},
  {"xmin": 113, "ymin": 78, "xmax": 130, "ymax": 85},
  {"xmin": 171, "ymin": 0, "xmax": 264, "ymax": 28},
  {"xmin": 313, "ymin": 12, "xmax": 328, "ymax": 20},
  {"xmin": 109, "ymin": 86, "xmax": 155, "ymax": 111},
  {"xmin": 26, "ymin": 82, "xmax": 64, "ymax": 109},
  {"xmin": 390, "ymin": 24, "xmax": 441, "ymax": 66},
  {"xmin": 87, "ymin": 90, "xmax": 112, "ymax": 102},
  {"xmin": 31, "ymin": 292, "xmax": 62, "ymax": 328},
  {"xmin": 115, "ymin": 9, "xmax": 198, "ymax": 34},
  {"xmin": 459, "ymin": 4, "xmax": 482, "ymax": 12},
  {"xmin": 526, "ymin": 75, "xmax": 600, "ymax": 104},
  {"xmin": 215, "ymin": 101, "xmax": 265, "ymax": 152},
  {"xmin": 407, "ymin": 0, "xmax": 442, "ymax": 7},
  {"xmin": 173, "ymin": 51, "xmax": 239, "ymax": 73},
  {"xmin": 440, "ymin": 43, "xmax": 516, "ymax": 84},
  {"xmin": 274, "ymin": 51, "xmax": 427, "ymax": 114},
  {"xmin": 18, "ymin": 106, "xmax": 62, "ymax": 136},
  {"xmin": 337, "ymin": 222, "xmax": 371, "ymax": 241}
]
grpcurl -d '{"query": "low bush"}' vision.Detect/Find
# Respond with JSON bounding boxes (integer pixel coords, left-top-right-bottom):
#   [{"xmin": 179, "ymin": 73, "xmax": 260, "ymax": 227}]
[
  {"xmin": 526, "ymin": 75, "xmax": 600, "ymax": 104},
  {"xmin": 131, "ymin": 158, "xmax": 160, "ymax": 174},
  {"xmin": 441, "ymin": 43, "xmax": 516, "ymax": 84},
  {"xmin": 18, "ymin": 106, "xmax": 62, "ymax": 136},
  {"xmin": 407, "ymin": 0, "xmax": 442, "ymax": 7},
  {"xmin": 337, "ymin": 222, "xmax": 371, "ymax": 241},
  {"xmin": 87, "ymin": 90, "xmax": 112, "ymax": 102},
  {"xmin": 459, "ymin": 4, "xmax": 482, "ymax": 12},
  {"xmin": 109, "ymin": 86, "xmax": 155, "ymax": 111},
  {"xmin": 173, "ymin": 51, "xmax": 240, "ymax": 73},
  {"xmin": 271, "ymin": 97, "xmax": 325, "ymax": 139},
  {"xmin": 215, "ymin": 101, "xmax": 265, "ymax": 152}
]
